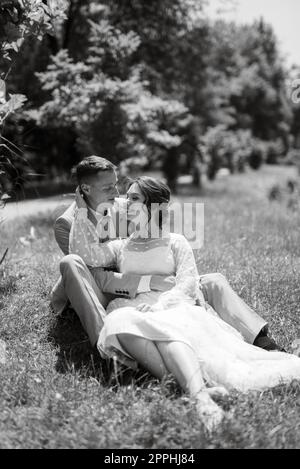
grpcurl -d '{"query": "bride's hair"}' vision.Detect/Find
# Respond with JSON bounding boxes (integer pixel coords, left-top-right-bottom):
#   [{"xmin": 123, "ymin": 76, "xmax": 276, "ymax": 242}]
[{"xmin": 130, "ymin": 176, "xmax": 171, "ymax": 230}]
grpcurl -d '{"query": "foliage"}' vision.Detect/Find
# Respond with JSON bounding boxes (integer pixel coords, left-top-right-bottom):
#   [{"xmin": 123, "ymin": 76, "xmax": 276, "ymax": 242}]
[
  {"xmin": 0, "ymin": 0, "xmax": 65, "ymax": 57},
  {"xmin": 200, "ymin": 126, "xmax": 255, "ymax": 180},
  {"xmin": 205, "ymin": 20, "xmax": 293, "ymax": 142},
  {"xmin": 248, "ymin": 140, "xmax": 266, "ymax": 171},
  {"xmin": 1, "ymin": 1, "xmax": 299, "ymax": 190},
  {"xmin": 31, "ymin": 9, "xmax": 194, "ymax": 187},
  {"xmin": 0, "ymin": 0, "xmax": 67, "ymax": 271},
  {"xmin": 268, "ymin": 177, "xmax": 300, "ymax": 211},
  {"xmin": 290, "ymin": 67, "xmax": 300, "ymax": 159},
  {"xmin": 0, "ymin": 0, "xmax": 67, "ymax": 198}
]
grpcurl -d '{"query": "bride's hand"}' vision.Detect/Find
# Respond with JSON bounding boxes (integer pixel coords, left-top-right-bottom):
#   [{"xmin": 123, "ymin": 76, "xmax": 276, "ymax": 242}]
[{"xmin": 136, "ymin": 303, "xmax": 154, "ymax": 313}]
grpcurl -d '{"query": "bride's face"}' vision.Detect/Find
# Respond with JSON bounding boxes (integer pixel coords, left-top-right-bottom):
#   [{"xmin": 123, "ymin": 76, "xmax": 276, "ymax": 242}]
[{"xmin": 126, "ymin": 183, "xmax": 148, "ymax": 223}]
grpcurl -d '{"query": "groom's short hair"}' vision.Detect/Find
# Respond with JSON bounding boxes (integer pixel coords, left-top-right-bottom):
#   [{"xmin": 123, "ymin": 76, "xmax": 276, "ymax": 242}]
[{"xmin": 75, "ymin": 156, "xmax": 116, "ymax": 183}]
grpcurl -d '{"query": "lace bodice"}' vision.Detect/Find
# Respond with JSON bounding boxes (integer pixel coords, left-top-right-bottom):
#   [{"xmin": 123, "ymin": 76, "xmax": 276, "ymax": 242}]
[{"xmin": 115, "ymin": 234, "xmax": 200, "ymax": 307}]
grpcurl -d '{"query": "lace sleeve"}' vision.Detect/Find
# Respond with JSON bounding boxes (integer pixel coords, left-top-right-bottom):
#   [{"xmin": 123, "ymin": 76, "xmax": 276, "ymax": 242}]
[
  {"xmin": 69, "ymin": 208, "xmax": 122, "ymax": 267},
  {"xmin": 155, "ymin": 234, "xmax": 200, "ymax": 309}
]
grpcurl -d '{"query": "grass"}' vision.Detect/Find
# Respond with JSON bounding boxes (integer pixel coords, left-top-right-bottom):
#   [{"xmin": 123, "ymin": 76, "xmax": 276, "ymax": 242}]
[{"xmin": 0, "ymin": 164, "xmax": 300, "ymax": 449}]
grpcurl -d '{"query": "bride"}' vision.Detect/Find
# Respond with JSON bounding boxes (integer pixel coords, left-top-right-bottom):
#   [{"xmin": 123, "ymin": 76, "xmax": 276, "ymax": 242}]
[{"xmin": 70, "ymin": 176, "xmax": 300, "ymax": 433}]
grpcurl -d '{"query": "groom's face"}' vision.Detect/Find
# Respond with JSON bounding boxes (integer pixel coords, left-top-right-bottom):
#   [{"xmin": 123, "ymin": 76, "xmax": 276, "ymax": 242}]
[{"xmin": 83, "ymin": 170, "xmax": 119, "ymax": 209}]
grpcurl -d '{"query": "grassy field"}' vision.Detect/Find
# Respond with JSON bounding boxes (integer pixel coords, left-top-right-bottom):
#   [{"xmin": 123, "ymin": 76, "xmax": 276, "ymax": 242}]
[{"xmin": 0, "ymin": 165, "xmax": 300, "ymax": 449}]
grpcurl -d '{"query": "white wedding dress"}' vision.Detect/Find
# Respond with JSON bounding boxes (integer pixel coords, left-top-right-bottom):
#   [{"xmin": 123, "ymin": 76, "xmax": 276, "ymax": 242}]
[
  {"xmin": 98, "ymin": 234, "xmax": 300, "ymax": 391},
  {"xmin": 91, "ymin": 233, "xmax": 300, "ymax": 392}
]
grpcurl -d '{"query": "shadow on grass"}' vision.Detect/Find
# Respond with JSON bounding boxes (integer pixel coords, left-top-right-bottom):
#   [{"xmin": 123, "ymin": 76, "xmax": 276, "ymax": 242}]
[
  {"xmin": 0, "ymin": 272, "xmax": 18, "ymax": 297},
  {"xmin": 48, "ymin": 306, "xmax": 154, "ymax": 389}
]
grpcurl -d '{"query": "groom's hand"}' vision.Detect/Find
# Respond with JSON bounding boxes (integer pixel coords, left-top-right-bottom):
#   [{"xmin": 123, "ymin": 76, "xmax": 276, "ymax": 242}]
[
  {"xmin": 75, "ymin": 186, "xmax": 87, "ymax": 209},
  {"xmin": 150, "ymin": 275, "xmax": 175, "ymax": 292}
]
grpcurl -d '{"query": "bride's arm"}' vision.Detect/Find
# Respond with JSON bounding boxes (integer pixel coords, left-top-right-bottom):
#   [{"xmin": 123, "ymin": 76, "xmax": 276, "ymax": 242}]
[{"xmin": 154, "ymin": 234, "xmax": 202, "ymax": 309}]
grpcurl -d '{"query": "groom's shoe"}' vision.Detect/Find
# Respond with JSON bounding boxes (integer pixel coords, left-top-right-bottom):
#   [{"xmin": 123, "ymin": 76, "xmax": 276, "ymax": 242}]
[
  {"xmin": 253, "ymin": 331, "xmax": 286, "ymax": 352},
  {"xmin": 290, "ymin": 338, "xmax": 300, "ymax": 357}
]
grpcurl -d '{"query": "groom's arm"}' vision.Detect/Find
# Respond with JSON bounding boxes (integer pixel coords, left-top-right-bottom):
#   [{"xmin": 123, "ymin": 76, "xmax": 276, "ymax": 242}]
[
  {"xmin": 54, "ymin": 210, "xmax": 176, "ymax": 298},
  {"xmin": 69, "ymin": 207, "xmax": 121, "ymax": 267},
  {"xmin": 55, "ymin": 217, "xmax": 71, "ymax": 255}
]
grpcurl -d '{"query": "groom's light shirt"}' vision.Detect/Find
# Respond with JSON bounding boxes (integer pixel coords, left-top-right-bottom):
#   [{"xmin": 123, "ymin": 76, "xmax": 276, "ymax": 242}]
[
  {"xmin": 89, "ymin": 206, "xmax": 115, "ymax": 241},
  {"xmin": 69, "ymin": 204, "xmax": 151, "ymax": 294}
]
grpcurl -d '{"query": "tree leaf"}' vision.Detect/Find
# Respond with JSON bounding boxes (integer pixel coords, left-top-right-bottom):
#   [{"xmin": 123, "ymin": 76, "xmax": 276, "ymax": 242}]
[
  {"xmin": 7, "ymin": 94, "xmax": 27, "ymax": 113},
  {"xmin": 11, "ymin": 41, "xmax": 19, "ymax": 53},
  {"xmin": 0, "ymin": 79, "xmax": 6, "ymax": 103}
]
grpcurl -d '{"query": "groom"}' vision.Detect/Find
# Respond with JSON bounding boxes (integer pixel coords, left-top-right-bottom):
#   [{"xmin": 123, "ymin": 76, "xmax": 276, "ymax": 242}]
[{"xmin": 51, "ymin": 155, "xmax": 283, "ymax": 351}]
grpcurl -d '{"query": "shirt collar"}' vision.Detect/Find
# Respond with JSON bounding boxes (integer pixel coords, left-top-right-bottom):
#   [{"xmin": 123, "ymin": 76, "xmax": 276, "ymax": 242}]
[{"xmin": 89, "ymin": 206, "xmax": 112, "ymax": 221}]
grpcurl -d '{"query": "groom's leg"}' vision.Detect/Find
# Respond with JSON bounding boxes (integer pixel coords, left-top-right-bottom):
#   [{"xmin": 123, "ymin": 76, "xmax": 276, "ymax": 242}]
[
  {"xmin": 59, "ymin": 254, "xmax": 109, "ymax": 346},
  {"xmin": 200, "ymin": 273, "xmax": 267, "ymax": 344}
]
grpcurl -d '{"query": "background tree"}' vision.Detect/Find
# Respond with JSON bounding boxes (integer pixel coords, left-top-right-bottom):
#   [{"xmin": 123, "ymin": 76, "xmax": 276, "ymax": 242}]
[
  {"xmin": 29, "ymin": 2, "xmax": 198, "ymax": 190},
  {"xmin": 1, "ymin": 0, "xmax": 298, "ymax": 195},
  {"xmin": 0, "ymin": 0, "xmax": 66, "ymax": 197}
]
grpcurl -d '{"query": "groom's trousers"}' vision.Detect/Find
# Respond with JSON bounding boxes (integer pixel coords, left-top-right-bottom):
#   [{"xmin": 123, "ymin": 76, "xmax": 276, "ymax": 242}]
[
  {"xmin": 51, "ymin": 254, "xmax": 109, "ymax": 346},
  {"xmin": 200, "ymin": 273, "xmax": 267, "ymax": 344},
  {"xmin": 51, "ymin": 255, "xmax": 267, "ymax": 347}
]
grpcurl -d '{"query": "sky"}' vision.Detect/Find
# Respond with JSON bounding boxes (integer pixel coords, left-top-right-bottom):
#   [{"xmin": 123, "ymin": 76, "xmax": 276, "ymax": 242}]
[{"xmin": 206, "ymin": 0, "xmax": 300, "ymax": 67}]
